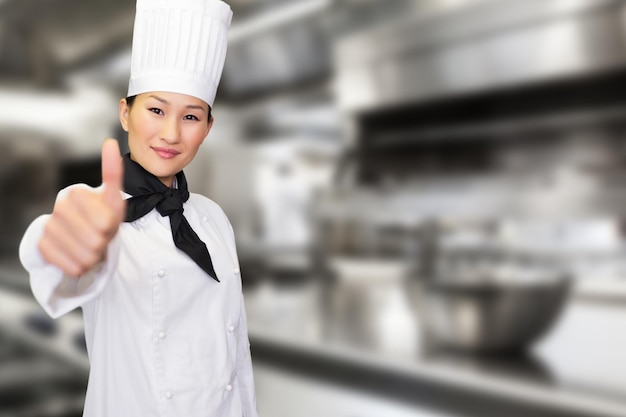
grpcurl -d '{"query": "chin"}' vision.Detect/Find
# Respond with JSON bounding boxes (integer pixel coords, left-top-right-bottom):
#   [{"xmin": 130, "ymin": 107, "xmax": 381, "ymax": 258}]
[{"xmin": 153, "ymin": 167, "xmax": 179, "ymax": 178}]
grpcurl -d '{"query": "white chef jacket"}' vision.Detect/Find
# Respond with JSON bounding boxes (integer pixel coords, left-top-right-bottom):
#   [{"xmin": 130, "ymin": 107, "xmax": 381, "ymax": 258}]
[{"xmin": 19, "ymin": 184, "xmax": 259, "ymax": 417}]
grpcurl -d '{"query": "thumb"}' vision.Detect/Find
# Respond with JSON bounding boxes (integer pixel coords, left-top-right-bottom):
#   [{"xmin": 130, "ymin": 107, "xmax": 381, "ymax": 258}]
[{"xmin": 101, "ymin": 138, "xmax": 124, "ymax": 212}]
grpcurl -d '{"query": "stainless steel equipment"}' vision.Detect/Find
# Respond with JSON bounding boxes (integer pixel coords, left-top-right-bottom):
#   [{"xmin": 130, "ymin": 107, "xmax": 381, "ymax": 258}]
[
  {"xmin": 415, "ymin": 247, "xmax": 572, "ymax": 352},
  {"xmin": 335, "ymin": 0, "xmax": 626, "ymax": 113},
  {"xmin": 0, "ymin": 282, "xmax": 89, "ymax": 416},
  {"xmin": 319, "ymin": 0, "xmax": 626, "ymax": 355}
]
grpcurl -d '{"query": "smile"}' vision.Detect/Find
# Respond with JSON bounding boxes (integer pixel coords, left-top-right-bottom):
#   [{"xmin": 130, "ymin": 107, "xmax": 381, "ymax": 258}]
[{"xmin": 152, "ymin": 147, "xmax": 180, "ymax": 159}]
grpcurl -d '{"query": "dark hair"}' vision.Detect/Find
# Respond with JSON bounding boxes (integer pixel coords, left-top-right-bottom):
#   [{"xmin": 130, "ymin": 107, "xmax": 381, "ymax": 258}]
[
  {"xmin": 124, "ymin": 95, "xmax": 212, "ymax": 121},
  {"xmin": 125, "ymin": 95, "xmax": 137, "ymax": 107}
]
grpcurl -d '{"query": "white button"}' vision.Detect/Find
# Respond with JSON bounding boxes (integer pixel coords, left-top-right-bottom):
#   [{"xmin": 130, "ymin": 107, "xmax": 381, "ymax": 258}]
[
  {"xmin": 158, "ymin": 331, "xmax": 166, "ymax": 340},
  {"xmin": 225, "ymin": 384, "xmax": 233, "ymax": 392},
  {"xmin": 157, "ymin": 269, "xmax": 166, "ymax": 278},
  {"xmin": 202, "ymin": 216, "xmax": 208, "ymax": 222},
  {"xmin": 233, "ymin": 267, "xmax": 240, "ymax": 274},
  {"xmin": 139, "ymin": 217, "xmax": 147, "ymax": 224},
  {"xmin": 164, "ymin": 391, "xmax": 173, "ymax": 399},
  {"xmin": 227, "ymin": 324, "xmax": 235, "ymax": 333}
]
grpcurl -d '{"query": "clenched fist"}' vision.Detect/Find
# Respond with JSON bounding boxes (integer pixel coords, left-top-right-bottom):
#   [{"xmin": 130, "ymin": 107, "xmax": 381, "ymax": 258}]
[{"xmin": 39, "ymin": 139, "xmax": 126, "ymax": 277}]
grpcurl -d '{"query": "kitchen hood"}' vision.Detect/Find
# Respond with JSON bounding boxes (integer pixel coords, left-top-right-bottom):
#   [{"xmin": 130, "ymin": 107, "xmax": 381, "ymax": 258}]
[{"xmin": 334, "ymin": 0, "xmax": 626, "ymax": 113}]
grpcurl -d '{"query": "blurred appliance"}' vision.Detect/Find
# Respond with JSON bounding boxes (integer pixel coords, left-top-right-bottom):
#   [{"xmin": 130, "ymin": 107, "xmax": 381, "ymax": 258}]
[
  {"xmin": 330, "ymin": 0, "xmax": 626, "ymax": 212},
  {"xmin": 0, "ymin": 86, "xmax": 118, "ymax": 257},
  {"xmin": 221, "ymin": 0, "xmax": 332, "ymax": 100},
  {"xmin": 315, "ymin": 199, "xmax": 422, "ymax": 347},
  {"xmin": 0, "ymin": 285, "xmax": 88, "ymax": 416},
  {"xmin": 335, "ymin": 0, "xmax": 626, "ymax": 113},
  {"xmin": 329, "ymin": 0, "xmax": 626, "ymax": 190},
  {"xmin": 319, "ymin": 0, "xmax": 626, "ymax": 354},
  {"xmin": 0, "ymin": 0, "xmax": 135, "ymax": 87},
  {"xmin": 0, "ymin": 131, "xmax": 61, "ymax": 256}
]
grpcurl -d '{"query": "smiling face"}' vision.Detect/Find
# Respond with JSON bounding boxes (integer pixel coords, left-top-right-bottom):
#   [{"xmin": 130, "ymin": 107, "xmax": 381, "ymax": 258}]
[{"xmin": 119, "ymin": 91, "xmax": 213, "ymax": 187}]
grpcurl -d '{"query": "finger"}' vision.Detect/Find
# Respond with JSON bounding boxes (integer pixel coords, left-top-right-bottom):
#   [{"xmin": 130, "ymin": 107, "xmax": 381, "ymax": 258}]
[
  {"xmin": 53, "ymin": 196, "xmax": 109, "ymax": 255},
  {"xmin": 39, "ymin": 233, "xmax": 85, "ymax": 277},
  {"xmin": 101, "ymin": 138, "xmax": 124, "ymax": 211},
  {"xmin": 70, "ymin": 188, "xmax": 121, "ymax": 238},
  {"xmin": 44, "ymin": 216, "xmax": 103, "ymax": 273}
]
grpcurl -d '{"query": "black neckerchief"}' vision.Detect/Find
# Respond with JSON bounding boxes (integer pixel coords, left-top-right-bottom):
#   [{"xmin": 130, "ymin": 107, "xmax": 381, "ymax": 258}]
[{"xmin": 122, "ymin": 153, "xmax": 219, "ymax": 282}]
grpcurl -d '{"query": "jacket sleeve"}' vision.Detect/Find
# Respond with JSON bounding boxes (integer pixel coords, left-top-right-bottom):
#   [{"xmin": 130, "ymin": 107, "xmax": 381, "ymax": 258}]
[{"xmin": 18, "ymin": 185, "xmax": 121, "ymax": 319}]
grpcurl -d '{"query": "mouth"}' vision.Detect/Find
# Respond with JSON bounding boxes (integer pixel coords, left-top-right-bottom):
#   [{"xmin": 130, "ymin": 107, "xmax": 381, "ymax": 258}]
[{"xmin": 152, "ymin": 147, "xmax": 181, "ymax": 159}]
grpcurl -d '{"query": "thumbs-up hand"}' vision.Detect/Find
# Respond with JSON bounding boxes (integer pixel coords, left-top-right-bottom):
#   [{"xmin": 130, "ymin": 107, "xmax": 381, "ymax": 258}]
[
  {"xmin": 101, "ymin": 138, "xmax": 125, "ymax": 217},
  {"xmin": 39, "ymin": 139, "xmax": 126, "ymax": 277}
]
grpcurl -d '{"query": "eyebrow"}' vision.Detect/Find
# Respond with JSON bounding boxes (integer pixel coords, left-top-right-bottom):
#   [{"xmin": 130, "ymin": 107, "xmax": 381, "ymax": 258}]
[{"xmin": 148, "ymin": 94, "xmax": 207, "ymax": 112}]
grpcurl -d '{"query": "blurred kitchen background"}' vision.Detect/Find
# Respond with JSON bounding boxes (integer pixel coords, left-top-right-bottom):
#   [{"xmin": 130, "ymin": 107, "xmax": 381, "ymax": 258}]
[{"xmin": 3, "ymin": 0, "xmax": 626, "ymax": 416}]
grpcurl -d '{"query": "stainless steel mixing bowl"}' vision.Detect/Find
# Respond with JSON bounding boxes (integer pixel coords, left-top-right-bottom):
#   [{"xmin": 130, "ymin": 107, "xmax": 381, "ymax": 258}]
[{"xmin": 415, "ymin": 271, "xmax": 571, "ymax": 353}]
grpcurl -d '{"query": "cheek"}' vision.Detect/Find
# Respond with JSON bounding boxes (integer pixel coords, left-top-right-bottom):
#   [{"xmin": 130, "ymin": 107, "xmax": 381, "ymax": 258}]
[
  {"xmin": 128, "ymin": 115, "xmax": 156, "ymax": 144},
  {"xmin": 184, "ymin": 127, "xmax": 208, "ymax": 151}
]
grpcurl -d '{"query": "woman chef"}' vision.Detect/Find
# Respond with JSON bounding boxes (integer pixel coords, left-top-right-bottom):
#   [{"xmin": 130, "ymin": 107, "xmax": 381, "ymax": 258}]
[{"xmin": 19, "ymin": 0, "xmax": 259, "ymax": 416}]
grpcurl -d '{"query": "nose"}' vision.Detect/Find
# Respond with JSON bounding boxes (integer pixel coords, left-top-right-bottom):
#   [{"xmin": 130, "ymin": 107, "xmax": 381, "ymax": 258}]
[{"xmin": 160, "ymin": 116, "xmax": 181, "ymax": 143}]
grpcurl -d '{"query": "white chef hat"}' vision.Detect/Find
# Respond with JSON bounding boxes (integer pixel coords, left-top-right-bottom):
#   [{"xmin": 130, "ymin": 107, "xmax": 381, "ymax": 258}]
[{"xmin": 127, "ymin": 0, "xmax": 233, "ymax": 107}]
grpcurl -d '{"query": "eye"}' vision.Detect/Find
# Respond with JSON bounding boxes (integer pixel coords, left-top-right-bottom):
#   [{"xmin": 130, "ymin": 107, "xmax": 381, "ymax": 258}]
[
  {"xmin": 184, "ymin": 114, "xmax": 200, "ymax": 121},
  {"xmin": 149, "ymin": 108, "xmax": 164, "ymax": 115}
]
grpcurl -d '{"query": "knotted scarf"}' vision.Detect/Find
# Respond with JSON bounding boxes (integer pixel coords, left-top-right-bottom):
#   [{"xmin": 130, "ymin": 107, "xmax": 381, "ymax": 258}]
[{"xmin": 122, "ymin": 154, "xmax": 219, "ymax": 282}]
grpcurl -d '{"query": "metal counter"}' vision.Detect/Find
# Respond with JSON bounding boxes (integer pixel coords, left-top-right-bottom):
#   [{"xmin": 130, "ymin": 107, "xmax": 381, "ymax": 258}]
[{"xmin": 245, "ymin": 280, "xmax": 626, "ymax": 417}]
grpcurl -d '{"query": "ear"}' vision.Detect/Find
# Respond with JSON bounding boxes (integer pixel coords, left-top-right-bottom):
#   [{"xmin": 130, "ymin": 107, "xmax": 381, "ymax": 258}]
[
  {"xmin": 119, "ymin": 98, "xmax": 130, "ymax": 132},
  {"xmin": 203, "ymin": 116, "xmax": 214, "ymax": 142}
]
